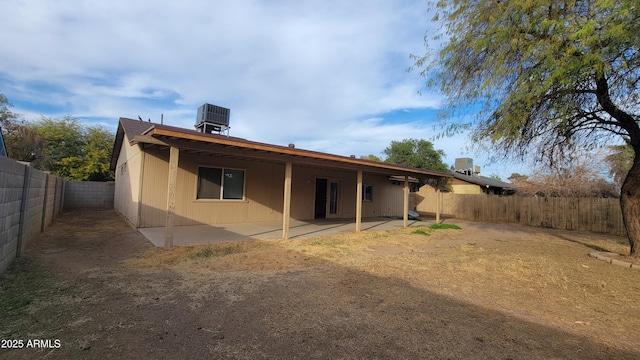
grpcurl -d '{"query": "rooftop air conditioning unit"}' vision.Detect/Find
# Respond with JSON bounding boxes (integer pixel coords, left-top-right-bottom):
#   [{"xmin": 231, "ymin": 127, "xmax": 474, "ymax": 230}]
[
  {"xmin": 196, "ymin": 103, "xmax": 230, "ymax": 126},
  {"xmin": 454, "ymin": 158, "xmax": 473, "ymax": 171},
  {"xmin": 195, "ymin": 103, "xmax": 230, "ymax": 134}
]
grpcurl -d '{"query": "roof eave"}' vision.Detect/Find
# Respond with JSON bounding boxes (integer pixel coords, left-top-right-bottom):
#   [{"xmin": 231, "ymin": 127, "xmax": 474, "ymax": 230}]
[{"xmin": 144, "ymin": 126, "xmax": 451, "ymax": 179}]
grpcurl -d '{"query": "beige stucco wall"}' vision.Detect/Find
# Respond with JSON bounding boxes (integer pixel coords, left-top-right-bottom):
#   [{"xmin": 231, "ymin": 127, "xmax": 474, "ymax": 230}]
[
  {"xmin": 289, "ymin": 167, "xmax": 405, "ymax": 219},
  {"xmin": 361, "ymin": 175, "xmax": 406, "ymax": 217},
  {"xmin": 290, "ymin": 166, "xmax": 356, "ymax": 220},
  {"xmin": 420, "ymin": 178, "xmax": 483, "ymax": 195},
  {"xmin": 114, "ymin": 140, "xmax": 143, "ymax": 226},
  {"xmin": 134, "ymin": 148, "xmax": 406, "ymax": 227},
  {"xmin": 451, "ymin": 184, "xmax": 482, "ymax": 194}
]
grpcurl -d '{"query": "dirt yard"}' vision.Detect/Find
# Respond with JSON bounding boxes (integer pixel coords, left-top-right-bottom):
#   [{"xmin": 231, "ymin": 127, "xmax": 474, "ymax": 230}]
[{"xmin": 1, "ymin": 209, "xmax": 640, "ymax": 359}]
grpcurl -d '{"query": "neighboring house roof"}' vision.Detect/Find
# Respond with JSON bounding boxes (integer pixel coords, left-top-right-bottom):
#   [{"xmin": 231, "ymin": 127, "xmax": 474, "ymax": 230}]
[
  {"xmin": 110, "ymin": 117, "xmax": 452, "ymax": 180},
  {"xmin": 0, "ymin": 127, "xmax": 7, "ymax": 157},
  {"xmin": 451, "ymin": 172, "xmax": 515, "ymax": 190}
]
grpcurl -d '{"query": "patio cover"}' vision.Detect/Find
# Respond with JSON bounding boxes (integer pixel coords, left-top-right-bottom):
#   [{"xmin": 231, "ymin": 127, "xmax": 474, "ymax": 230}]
[{"xmin": 111, "ymin": 118, "xmax": 451, "ymax": 247}]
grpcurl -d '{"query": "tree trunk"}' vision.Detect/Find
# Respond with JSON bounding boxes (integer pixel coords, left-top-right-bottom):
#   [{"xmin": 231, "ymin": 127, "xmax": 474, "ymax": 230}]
[
  {"xmin": 620, "ymin": 152, "xmax": 640, "ymax": 257},
  {"xmin": 595, "ymin": 73, "xmax": 640, "ymax": 257}
]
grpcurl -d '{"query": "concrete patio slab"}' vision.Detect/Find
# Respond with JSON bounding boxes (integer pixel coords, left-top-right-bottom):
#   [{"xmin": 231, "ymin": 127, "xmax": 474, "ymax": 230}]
[{"xmin": 138, "ymin": 218, "xmax": 427, "ymax": 247}]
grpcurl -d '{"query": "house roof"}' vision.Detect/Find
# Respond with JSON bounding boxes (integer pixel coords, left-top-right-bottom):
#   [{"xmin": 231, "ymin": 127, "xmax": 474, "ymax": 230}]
[
  {"xmin": 110, "ymin": 117, "xmax": 452, "ymax": 179},
  {"xmin": 451, "ymin": 172, "xmax": 514, "ymax": 189}
]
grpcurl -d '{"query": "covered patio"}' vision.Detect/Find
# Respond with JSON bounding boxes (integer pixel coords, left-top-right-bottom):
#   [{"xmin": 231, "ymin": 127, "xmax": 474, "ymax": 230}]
[
  {"xmin": 138, "ymin": 217, "xmax": 430, "ymax": 247},
  {"xmin": 111, "ymin": 118, "xmax": 451, "ymax": 249}
]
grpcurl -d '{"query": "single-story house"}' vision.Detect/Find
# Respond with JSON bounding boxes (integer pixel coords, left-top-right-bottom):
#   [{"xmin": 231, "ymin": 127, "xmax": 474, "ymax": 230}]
[
  {"xmin": 418, "ymin": 172, "xmax": 515, "ymax": 196},
  {"xmin": 449, "ymin": 172, "xmax": 514, "ymax": 195},
  {"xmin": 110, "ymin": 118, "xmax": 451, "ymax": 247}
]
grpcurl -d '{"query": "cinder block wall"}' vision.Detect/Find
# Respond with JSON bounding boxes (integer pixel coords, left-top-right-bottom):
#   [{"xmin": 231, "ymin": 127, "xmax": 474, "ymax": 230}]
[
  {"xmin": 0, "ymin": 157, "xmax": 64, "ymax": 273},
  {"xmin": 0, "ymin": 157, "xmax": 25, "ymax": 273},
  {"xmin": 24, "ymin": 169, "xmax": 47, "ymax": 245},
  {"xmin": 64, "ymin": 181, "xmax": 115, "ymax": 209}
]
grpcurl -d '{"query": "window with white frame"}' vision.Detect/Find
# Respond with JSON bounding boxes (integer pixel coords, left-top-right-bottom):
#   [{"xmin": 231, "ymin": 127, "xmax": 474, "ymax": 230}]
[
  {"xmin": 197, "ymin": 166, "xmax": 245, "ymax": 200},
  {"xmin": 362, "ymin": 185, "xmax": 373, "ymax": 201}
]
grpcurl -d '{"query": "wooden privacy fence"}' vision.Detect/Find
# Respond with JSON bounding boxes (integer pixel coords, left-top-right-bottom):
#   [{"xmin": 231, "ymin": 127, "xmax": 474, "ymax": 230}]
[{"xmin": 415, "ymin": 193, "xmax": 626, "ymax": 236}]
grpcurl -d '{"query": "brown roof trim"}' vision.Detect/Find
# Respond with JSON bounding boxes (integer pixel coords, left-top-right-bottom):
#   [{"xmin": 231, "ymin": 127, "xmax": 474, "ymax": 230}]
[
  {"xmin": 147, "ymin": 125, "xmax": 450, "ymax": 178},
  {"xmin": 111, "ymin": 118, "xmax": 452, "ymax": 179}
]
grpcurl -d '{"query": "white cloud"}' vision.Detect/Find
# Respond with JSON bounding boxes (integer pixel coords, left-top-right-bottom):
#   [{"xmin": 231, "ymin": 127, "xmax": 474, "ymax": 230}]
[{"xmin": 0, "ymin": 0, "xmax": 518, "ymax": 177}]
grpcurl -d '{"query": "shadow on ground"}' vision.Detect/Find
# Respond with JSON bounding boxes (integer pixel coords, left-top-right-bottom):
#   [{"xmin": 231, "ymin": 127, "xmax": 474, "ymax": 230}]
[{"xmin": 0, "ymin": 209, "xmax": 637, "ymax": 359}]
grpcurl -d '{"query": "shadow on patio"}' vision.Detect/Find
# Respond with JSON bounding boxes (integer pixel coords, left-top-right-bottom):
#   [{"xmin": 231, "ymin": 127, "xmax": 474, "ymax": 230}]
[{"xmin": 138, "ymin": 217, "xmax": 428, "ymax": 247}]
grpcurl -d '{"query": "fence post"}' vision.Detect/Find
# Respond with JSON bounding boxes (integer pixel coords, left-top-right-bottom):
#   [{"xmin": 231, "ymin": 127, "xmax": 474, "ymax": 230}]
[
  {"xmin": 59, "ymin": 179, "xmax": 65, "ymax": 214},
  {"xmin": 435, "ymin": 189, "xmax": 440, "ymax": 224},
  {"xmin": 41, "ymin": 173, "xmax": 49, "ymax": 232},
  {"xmin": 16, "ymin": 165, "xmax": 31, "ymax": 257},
  {"xmin": 52, "ymin": 176, "xmax": 58, "ymax": 221}
]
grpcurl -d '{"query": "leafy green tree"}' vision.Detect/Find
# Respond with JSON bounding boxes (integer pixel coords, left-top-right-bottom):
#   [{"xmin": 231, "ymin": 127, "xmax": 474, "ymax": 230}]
[
  {"xmin": 383, "ymin": 139, "xmax": 448, "ymax": 172},
  {"xmin": 360, "ymin": 154, "xmax": 382, "ymax": 162},
  {"xmin": 3, "ymin": 108, "xmax": 114, "ymax": 181},
  {"xmin": 415, "ymin": 0, "xmax": 640, "ymax": 256},
  {"xmin": 33, "ymin": 117, "xmax": 115, "ymax": 181},
  {"xmin": 1, "ymin": 92, "xmax": 17, "ymax": 157},
  {"xmin": 1, "ymin": 92, "xmax": 43, "ymax": 162},
  {"xmin": 35, "ymin": 116, "xmax": 85, "ymax": 172},
  {"xmin": 56, "ymin": 126, "xmax": 114, "ymax": 181},
  {"xmin": 383, "ymin": 139, "xmax": 449, "ymax": 191},
  {"xmin": 0, "ymin": 92, "xmax": 17, "ymax": 127},
  {"xmin": 3, "ymin": 122, "xmax": 45, "ymax": 166}
]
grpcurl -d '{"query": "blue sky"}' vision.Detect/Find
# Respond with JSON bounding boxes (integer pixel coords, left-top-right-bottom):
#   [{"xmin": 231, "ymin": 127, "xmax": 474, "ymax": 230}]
[{"xmin": 0, "ymin": 0, "xmax": 522, "ymax": 179}]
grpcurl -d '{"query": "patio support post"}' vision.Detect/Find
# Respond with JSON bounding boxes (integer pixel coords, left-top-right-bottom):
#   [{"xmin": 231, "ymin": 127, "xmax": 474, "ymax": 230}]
[
  {"xmin": 435, "ymin": 189, "xmax": 441, "ymax": 224},
  {"xmin": 164, "ymin": 146, "xmax": 179, "ymax": 248},
  {"xmin": 282, "ymin": 161, "xmax": 292, "ymax": 240},
  {"xmin": 356, "ymin": 170, "xmax": 363, "ymax": 232},
  {"xmin": 403, "ymin": 175, "xmax": 409, "ymax": 228}
]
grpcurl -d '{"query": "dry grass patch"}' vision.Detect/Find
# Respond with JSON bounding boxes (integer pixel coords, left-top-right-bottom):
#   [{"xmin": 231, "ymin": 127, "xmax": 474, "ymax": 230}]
[
  {"xmin": 122, "ymin": 221, "xmax": 640, "ymax": 352},
  {"xmin": 9, "ymin": 209, "xmax": 640, "ymax": 359},
  {"xmin": 275, "ymin": 223, "xmax": 640, "ymax": 349},
  {"xmin": 127, "ymin": 240, "xmax": 324, "ymax": 274}
]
